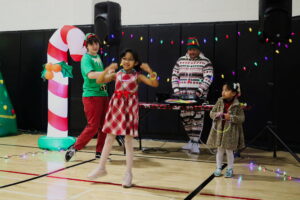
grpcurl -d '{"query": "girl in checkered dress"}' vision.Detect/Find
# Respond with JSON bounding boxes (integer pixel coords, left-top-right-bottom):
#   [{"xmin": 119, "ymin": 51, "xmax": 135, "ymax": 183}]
[{"xmin": 87, "ymin": 49, "xmax": 159, "ymax": 188}]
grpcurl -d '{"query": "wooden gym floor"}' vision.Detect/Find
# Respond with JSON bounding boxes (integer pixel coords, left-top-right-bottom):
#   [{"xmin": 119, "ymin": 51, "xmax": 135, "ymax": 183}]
[{"xmin": 0, "ymin": 134, "xmax": 299, "ymax": 200}]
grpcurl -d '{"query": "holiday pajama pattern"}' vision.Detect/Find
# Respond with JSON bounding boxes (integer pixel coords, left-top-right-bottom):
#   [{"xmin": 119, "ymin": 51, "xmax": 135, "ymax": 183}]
[{"xmin": 172, "ymin": 53, "xmax": 213, "ymax": 141}]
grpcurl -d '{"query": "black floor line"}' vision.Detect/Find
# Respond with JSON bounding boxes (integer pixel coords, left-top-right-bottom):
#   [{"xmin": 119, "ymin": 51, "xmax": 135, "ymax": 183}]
[
  {"xmin": 0, "ymin": 158, "xmax": 95, "ymax": 189},
  {"xmin": 184, "ymin": 164, "xmax": 228, "ymax": 200},
  {"xmin": 1, "ymin": 142, "xmax": 230, "ymax": 198}
]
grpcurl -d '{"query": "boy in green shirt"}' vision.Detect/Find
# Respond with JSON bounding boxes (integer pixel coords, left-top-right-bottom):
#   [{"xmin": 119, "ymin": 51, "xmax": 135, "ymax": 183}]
[{"xmin": 65, "ymin": 33, "xmax": 117, "ymax": 161}]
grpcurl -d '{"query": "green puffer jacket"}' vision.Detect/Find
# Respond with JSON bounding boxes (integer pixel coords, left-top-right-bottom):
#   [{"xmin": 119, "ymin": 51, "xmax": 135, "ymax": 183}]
[{"xmin": 206, "ymin": 97, "xmax": 245, "ymax": 150}]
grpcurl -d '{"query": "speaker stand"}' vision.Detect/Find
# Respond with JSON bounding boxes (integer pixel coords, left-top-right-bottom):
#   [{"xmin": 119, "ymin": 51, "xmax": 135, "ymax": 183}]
[{"xmin": 239, "ymin": 121, "xmax": 300, "ymax": 163}]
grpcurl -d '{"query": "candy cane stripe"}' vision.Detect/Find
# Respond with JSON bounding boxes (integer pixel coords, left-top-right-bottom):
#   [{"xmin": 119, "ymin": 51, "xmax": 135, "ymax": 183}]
[
  {"xmin": 48, "ymin": 43, "xmax": 68, "ymax": 62},
  {"xmin": 48, "ymin": 91, "xmax": 68, "ymax": 118},
  {"xmin": 48, "ymin": 109, "xmax": 68, "ymax": 131},
  {"xmin": 48, "ymin": 80, "xmax": 68, "ymax": 98},
  {"xmin": 60, "ymin": 25, "xmax": 75, "ymax": 45}
]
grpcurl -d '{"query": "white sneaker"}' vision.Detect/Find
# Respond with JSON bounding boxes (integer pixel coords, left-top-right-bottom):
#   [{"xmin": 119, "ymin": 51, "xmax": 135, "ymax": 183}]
[
  {"xmin": 190, "ymin": 143, "xmax": 200, "ymax": 154},
  {"xmin": 181, "ymin": 140, "xmax": 193, "ymax": 150}
]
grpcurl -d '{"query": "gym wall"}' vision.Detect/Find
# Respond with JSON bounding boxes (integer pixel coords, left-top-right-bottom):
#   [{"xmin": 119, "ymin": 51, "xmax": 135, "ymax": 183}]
[{"xmin": 0, "ymin": 18, "xmax": 299, "ymax": 151}]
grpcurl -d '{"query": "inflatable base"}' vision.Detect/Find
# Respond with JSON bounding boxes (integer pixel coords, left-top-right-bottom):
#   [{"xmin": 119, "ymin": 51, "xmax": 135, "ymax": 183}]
[{"xmin": 38, "ymin": 136, "xmax": 76, "ymax": 151}]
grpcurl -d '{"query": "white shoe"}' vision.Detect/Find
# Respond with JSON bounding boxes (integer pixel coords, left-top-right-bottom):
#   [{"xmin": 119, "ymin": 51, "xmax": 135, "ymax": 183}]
[
  {"xmin": 87, "ymin": 168, "xmax": 107, "ymax": 180},
  {"xmin": 122, "ymin": 172, "xmax": 133, "ymax": 188},
  {"xmin": 181, "ymin": 140, "xmax": 193, "ymax": 150},
  {"xmin": 190, "ymin": 143, "xmax": 200, "ymax": 154}
]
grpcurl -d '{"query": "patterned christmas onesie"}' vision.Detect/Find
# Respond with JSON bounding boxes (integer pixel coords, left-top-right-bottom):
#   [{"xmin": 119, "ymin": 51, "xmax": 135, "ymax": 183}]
[
  {"xmin": 102, "ymin": 69, "xmax": 139, "ymax": 137},
  {"xmin": 172, "ymin": 53, "xmax": 214, "ymax": 142}
]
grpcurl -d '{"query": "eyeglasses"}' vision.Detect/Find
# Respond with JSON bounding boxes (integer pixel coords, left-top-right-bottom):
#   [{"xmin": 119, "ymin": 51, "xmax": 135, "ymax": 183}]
[{"xmin": 122, "ymin": 57, "xmax": 135, "ymax": 62}]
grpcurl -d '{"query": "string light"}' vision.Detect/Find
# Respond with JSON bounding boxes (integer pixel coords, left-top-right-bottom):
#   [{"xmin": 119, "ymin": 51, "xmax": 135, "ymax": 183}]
[
  {"xmin": 257, "ymin": 31, "xmax": 262, "ymax": 36},
  {"xmin": 232, "ymin": 71, "xmax": 236, "ymax": 76},
  {"xmin": 288, "ymin": 38, "xmax": 293, "ymax": 43},
  {"xmin": 285, "ymin": 44, "xmax": 289, "ymax": 48},
  {"xmin": 130, "ymin": 34, "xmax": 134, "ymax": 39},
  {"xmin": 254, "ymin": 62, "xmax": 258, "ymax": 67},
  {"xmin": 122, "ymin": 32, "xmax": 125, "ymax": 36},
  {"xmin": 237, "ymin": 32, "xmax": 241, "ymax": 36},
  {"xmin": 150, "ymin": 38, "xmax": 154, "ymax": 43},
  {"xmin": 277, "ymin": 42, "xmax": 281, "ymax": 47},
  {"xmin": 264, "ymin": 56, "xmax": 268, "ymax": 61},
  {"xmin": 242, "ymin": 66, "xmax": 247, "ymax": 71},
  {"xmin": 248, "ymin": 162, "xmax": 299, "ymax": 181},
  {"xmin": 203, "ymin": 38, "xmax": 207, "ymax": 44},
  {"xmin": 214, "ymin": 37, "xmax": 218, "ymax": 42},
  {"xmin": 1, "ymin": 150, "xmax": 52, "ymax": 161},
  {"xmin": 265, "ymin": 38, "xmax": 269, "ymax": 43},
  {"xmin": 160, "ymin": 40, "xmax": 164, "ymax": 44},
  {"xmin": 140, "ymin": 36, "xmax": 143, "ymax": 41},
  {"xmin": 226, "ymin": 34, "xmax": 229, "ymax": 39},
  {"xmin": 291, "ymin": 32, "xmax": 295, "ymax": 36},
  {"xmin": 248, "ymin": 27, "xmax": 253, "ymax": 32},
  {"xmin": 181, "ymin": 40, "xmax": 184, "ymax": 45},
  {"xmin": 275, "ymin": 49, "xmax": 280, "ymax": 54},
  {"xmin": 170, "ymin": 40, "xmax": 174, "ymax": 45},
  {"xmin": 221, "ymin": 74, "xmax": 224, "ymax": 79}
]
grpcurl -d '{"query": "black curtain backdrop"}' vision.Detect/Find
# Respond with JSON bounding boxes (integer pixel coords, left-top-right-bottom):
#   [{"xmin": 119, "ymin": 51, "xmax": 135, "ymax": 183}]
[{"xmin": 0, "ymin": 18, "xmax": 299, "ymax": 151}]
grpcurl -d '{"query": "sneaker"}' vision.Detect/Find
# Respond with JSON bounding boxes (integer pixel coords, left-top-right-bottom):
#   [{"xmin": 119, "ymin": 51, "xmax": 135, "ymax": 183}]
[
  {"xmin": 95, "ymin": 152, "xmax": 101, "ymax": 159},
  {"xmin": 190, "ymin": 142, "xmax": 200, "ymax": 154},
  {"xmin": 214, "ymin": 168, "xmax": 222, "ymax": 177},
  {"xmin": 224, "ymin": 168, "xmax": 233, "ymax": 178},
  {"xmin": 65, "ymin": 146, "xmax": 77, "ymax": 162},
  {"xmin": 181, "ymin": 140, "xmax": 193, "ymax": 150}
]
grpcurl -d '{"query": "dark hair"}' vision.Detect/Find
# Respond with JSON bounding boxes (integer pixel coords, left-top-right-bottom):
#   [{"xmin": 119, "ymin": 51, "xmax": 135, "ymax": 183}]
[
  {"xmin": 224, "ymin": 82, "xmax": 240, "ymax": 94},
  {"xmin": 119, "ymin": 48, "xmax": 141, "ymax": 71},
  {"xmin": 85, "ymin": 35, "xmax": 100, "ymax": 48}
]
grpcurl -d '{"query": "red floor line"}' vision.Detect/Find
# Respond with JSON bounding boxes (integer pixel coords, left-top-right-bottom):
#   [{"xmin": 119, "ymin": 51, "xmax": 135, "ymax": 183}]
[
  {"xmin": 0, "ymin": 169, "xmax": 261, "ymax": 200},
  {"xmin": 0, "ymin": 170, "xmax": 39, "ymax": 176}
]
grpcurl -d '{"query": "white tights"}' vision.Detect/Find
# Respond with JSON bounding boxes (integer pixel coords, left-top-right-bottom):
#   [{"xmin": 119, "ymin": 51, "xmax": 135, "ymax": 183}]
[
  {"xmin": 216, "ymin": 147, "xmax": 234, "ymax": 169},
  {"xmin": 98, "ymin": 134, "xmax": 134, "ymax": 175}
]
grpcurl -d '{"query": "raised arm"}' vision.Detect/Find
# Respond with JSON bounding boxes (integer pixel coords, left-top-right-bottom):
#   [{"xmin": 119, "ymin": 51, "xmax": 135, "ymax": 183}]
[
  {"xmin": 96, "ymin": 63, "xmax": 118, "ymax": 83},
  {"xmin": 138, "ymin": 63, "xmax": 159, "ymax": 87}
]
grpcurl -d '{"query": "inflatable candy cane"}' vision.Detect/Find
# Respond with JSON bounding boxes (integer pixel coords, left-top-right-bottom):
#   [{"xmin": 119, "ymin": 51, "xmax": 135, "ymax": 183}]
[{"xmin": 38, "ymin": 25, "xmax": 86, "ymax": 150}]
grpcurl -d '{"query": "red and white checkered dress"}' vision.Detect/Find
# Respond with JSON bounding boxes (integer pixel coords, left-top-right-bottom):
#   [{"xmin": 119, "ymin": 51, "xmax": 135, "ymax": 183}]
[{"xmin": 102, "ymin": 70, "xmax": 139, "ymax": 137}]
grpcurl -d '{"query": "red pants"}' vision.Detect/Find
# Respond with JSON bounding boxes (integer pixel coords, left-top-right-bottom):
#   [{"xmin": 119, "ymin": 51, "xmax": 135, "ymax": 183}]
[{"xmin": 74, "ymin": 96, "xmax": 109, "ymax": 152}]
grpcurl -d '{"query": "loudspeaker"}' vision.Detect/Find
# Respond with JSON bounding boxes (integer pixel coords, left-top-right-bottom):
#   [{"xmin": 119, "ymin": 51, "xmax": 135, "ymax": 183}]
[
  {"xmin": 94, "ymin": 1, "xmax": 121, "ymax": 45},
  {"xmin": 259, "ymin": 0, "xmax": 292, "ymax": 42}
]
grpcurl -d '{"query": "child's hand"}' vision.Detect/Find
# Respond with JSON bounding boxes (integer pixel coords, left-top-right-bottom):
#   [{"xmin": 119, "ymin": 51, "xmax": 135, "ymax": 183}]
[
  {"xmin": 215, "ymin": 112, "xmax": 223, "ymax": 118},
  {"xmin": 107, "ymin": 63, "xmax": 118, "ymax": 73},
  {"xmin": 195, "ymin": 91, "xmax": 202, "ymax": 97},
  {"xmin": 140, "ymin": 63, "xmax": 152, "ymax": 73},
  {"xmin": 224, "ymin": 113, "xmax": 230, "ymax": 121}
]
